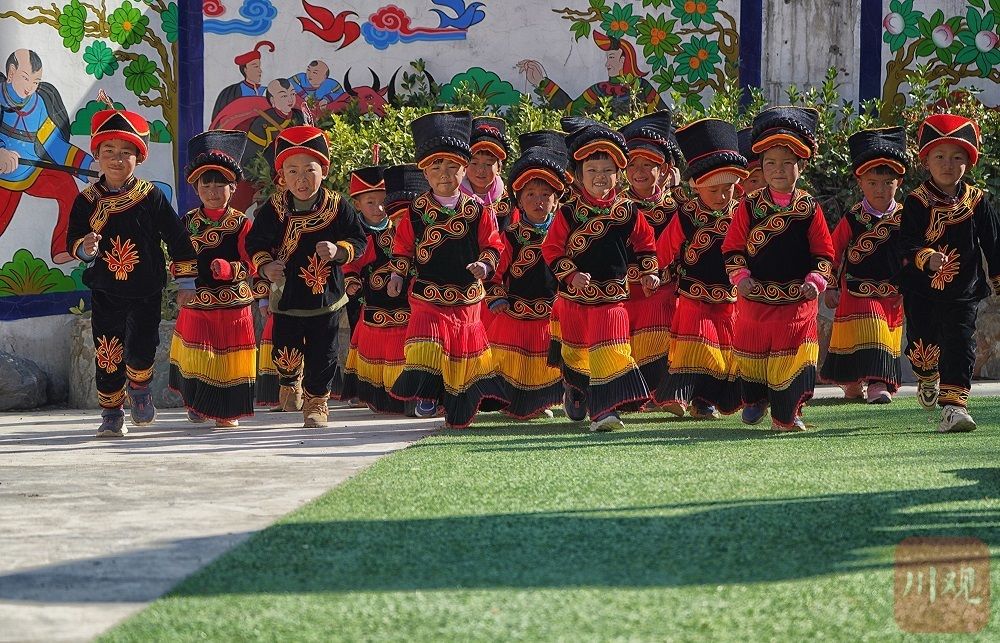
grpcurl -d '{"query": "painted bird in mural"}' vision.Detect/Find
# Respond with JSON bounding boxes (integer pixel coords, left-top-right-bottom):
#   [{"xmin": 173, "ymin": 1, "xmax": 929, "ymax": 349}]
[
  {"xmin": 297, "ymin": 0, "xmax": 360, "ymax": 49},
  {"xmin": 430, "ymin": 0, "xmax": 486, "ymax": 30}
]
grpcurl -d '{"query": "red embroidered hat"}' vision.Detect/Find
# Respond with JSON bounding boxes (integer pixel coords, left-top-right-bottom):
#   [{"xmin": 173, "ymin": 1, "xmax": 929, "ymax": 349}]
[
  {"xmin": 234, "ymin": 41, "xmax": 274, "ymax": 66},
  {"xmin": 273, "ymin": 125, "xmax": 330, "ymax": 171},
  {"xmin": 91, "ymin": 109, "xmax": 150, "ymax": 162},
  {"xmin": 470, "ymin": 116, "xmax": 511, "ymax": 161},
  {"xmin": 348, "ymin": 165, "xmax": 386, "ymax": 197},
  {"xmin": 917, "ymin": 113, "xmax": 980, "ymax": 166}
]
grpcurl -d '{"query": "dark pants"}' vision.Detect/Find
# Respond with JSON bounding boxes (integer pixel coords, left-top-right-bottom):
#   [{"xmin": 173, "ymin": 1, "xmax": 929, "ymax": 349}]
[
  {"xmin": 90, "ymin": 290, "xmax": 162, "ymax": 409},
  {"xmin": 271, "ymin": 310, "xmax": 340, "ymax": 397},
  {"xmin": 346, "ymin": 295, "xmax": 362, "ymax": 333},
  {"xmin": 903, "ymin": 292, "xmax": 978, "ymax": 408}
]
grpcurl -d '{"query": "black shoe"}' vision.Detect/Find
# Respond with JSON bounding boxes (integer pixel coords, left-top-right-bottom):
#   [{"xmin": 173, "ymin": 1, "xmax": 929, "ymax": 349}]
[
  {"xmin": 127, "ymin": 383, "xmax": 156, "ymax": 426},
  {"xmin": 563, "ymin": 387, "xmax": 587, "ymax": 422},
  {"xmin": 96, "ymin": 408, "xmax": 127, "ymax": 438}
]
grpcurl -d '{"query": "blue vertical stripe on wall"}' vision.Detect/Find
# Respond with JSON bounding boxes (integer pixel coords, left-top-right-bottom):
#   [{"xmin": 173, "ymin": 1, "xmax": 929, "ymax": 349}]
[
  {"xmin": 177, "ymin": 1, "xmax": 205, "ymax": 213},
  {"xmin": 859, "ymin": 0, "xmax": 883, "ymax": 105},
  {"xmin": 739, "ymin": 0, "xmax": 763, "ymax": 106}
]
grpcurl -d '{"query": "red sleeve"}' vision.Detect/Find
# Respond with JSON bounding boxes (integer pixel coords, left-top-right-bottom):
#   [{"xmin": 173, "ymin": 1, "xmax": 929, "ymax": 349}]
[
  {"xmin": 237, "ymin": 218, "xmax": 254, "ymax": 275},
  {"xmin": 629, "ymin": 209, "xmax": 657, "ymax": 254},
  {"xmin": 829, "ymin": 216, "xmax": 852, "ymax": 279},
  {"xmin": 541, "ymin": 209, "xmax": 578, "ymax": 284},
  {"xmin": 808, "ymin": 204, "xmax": 836, "ymax": 285},
  {"xmin": 721, "ymin": 199, "xmax": 750, "ymax": 256},
  {"xmin": 476, "ymin": 205, "xmax": 504, "ymax": 275},
  {"xmin": 656, "ymin": 214, "xmax": 685, "ymax": 267},
  {"xmin": 494, "ymin": 233, "xmax": 514, "ymax": 282},
  {"xmin": 389, "ymin": 209, "xmax": 415, "ymax": 275},
  {"xmin": 344, "ymin": 234, "xmax": 376, "ymax": 277}
]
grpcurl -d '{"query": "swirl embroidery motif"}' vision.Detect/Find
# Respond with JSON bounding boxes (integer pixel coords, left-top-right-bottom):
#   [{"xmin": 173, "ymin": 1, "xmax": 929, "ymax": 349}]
[
  {"xmin": 95, "ymin": 335, "xmax": 124, "ymax": 374},
  {"xmin": 413, "ymin": 281, "xmax": 485, "ymax": 305},
  {"xmin": 275, "ymin": 191, "xmax": 340, "ymax": 263},
  {"xmin": 368, "ymin": 308, "xmax": 410, "ymax": 327},
  {"xmin": 565, "ymin": 197, "xmax": 632, "ymax": 258},
  {"xmin": 413, "ymin": 194, "xmax": 477, "ymax": 263},
  {"xmin": 508, "ymin": 297, "xmax": 552, "ymax": 319},
  {"xmin": 87, "ymin": 179, "xmax": 154, "ymax": 234},
  {"xmin": 685, "ymin": 277, "xmax": 736, "ymax": 303},
  {"xmin": 847, "ymin": 207, "xmax": 901, "ymax": 264},
  {"xmin": 188, "ymin": 282, "xmax": 255, "ymax": 308},
  {"xmin": 746, "ymin": 191, "xmax": 814, "ymax": 256},
  {"xmin": 683, "ymin": 207, "xmax": 732, "ymax": 266},
  {"xmin": 189, "ymin": 209, "xmax": 244, "ymax": 251}
]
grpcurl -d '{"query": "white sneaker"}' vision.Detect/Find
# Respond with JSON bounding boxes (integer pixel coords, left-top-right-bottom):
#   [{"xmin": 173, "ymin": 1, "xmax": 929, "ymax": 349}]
[
  {"xmin": 589, "ymin": 413, "xmax": 624, "ymax": 432},
  {"xmin": 938, "ymin": 405, "xmax": 977, "ymax": 433},
  {"xmin": 541, "ymin": 409, "xmax": 555, "ymax": 419}
]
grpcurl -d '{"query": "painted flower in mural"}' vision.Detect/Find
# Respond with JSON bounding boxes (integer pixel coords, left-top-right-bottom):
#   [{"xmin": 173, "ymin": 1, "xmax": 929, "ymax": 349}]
[
  {"xmin": 161, "ymin": 2, "xmax": 179, "ymax": 44},
  {"xmin": 83, "ymin": 41, "xmax": 119, "ymax": 80},
  {"xmin": 675, "ymin": 36, "xmax": 720, "ymax": 83},
  {"xmin": 670, "ymin": 0, "xmax": 718, "ymax": 29},
  {"xmin": 956, "ymin": 7, "xmax": 1000, "ymax": 77},
  {"xmin": 882, "ymin": 0, "xmax": 922, "ymax": 52},
  {"xmin": 915, "ymin": 9, "xmax": 963, "ymax": 65},
  {"xmin": 636, "ymin": 14, "xmax": 680, "ymax": 64},
  {"xmin": 600, "ymin": 3, "xmax": 641, "ymax": 39},
  {"xmin": 57, "ymin": 0, "xmax": 87, "ymax": 53},
  {"xmin": 123, "ymin": 55, "xmax": 159, "ymax": 95},
  {"xmin": 109, "ymin": 0, "xmax": 150, "ymax": 48}
]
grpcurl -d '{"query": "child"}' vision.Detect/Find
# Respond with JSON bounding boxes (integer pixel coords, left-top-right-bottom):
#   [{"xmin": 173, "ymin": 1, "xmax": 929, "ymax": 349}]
[
  {"xmin": 462, "ymin": 116, "xmax": 516, "ymax": 230},
  {"xmin": 620, "ymin": 110, "xmax": 680, "ymax": 401},
  {"xmin": 721, "ymin": 106, "xmax": 834, "ymax": 432},
  {"xmin": 821, "ymin": 127, "xmax": 908, "ymax": 404},
  {"xmin": 487, "ymin": 147, "xmax": 568, "ymax": 419},
  {"xmin": 245, "ymin": 125, "xmax": 368, "ymax": 428},
  {"xmin": 899, "ymin": 113, "xmax": 1000, "ymax": 432},
  {"xmin": 541, "ymin": 117, "xmax": 659, "ymax": 431},
  {"xmin": 341, "ymin": 164, "xmax": 424, "ymax": 415},
  {"xmin": 386, "ymin": 110, "xmax": 509, "ymax": 428},
  {"xmin": 654, "ymin": 118, "xmax": 748, "ymax": 418},
  {"xmin": 738, "ymin": 127, "xmax": 766, "ymax": 194},
  {"xmin": 168, "ymin": 130, "xmax": 257, "ymax": 427},
  {"xmin": 67, "ymin": 107, "xmax": 197, "ymax": 437}
]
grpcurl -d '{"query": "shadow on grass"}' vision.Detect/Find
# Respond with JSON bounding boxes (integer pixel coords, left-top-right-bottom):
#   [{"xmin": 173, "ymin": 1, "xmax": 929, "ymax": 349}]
[{"xmin": 4, "ymin": 469, "xmax": 995, "ymax": 602}]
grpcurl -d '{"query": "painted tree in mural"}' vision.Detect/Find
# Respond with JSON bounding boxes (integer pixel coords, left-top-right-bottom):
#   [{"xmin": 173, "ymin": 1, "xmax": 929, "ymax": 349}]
[
  {"xmin": 0, "ymin": 0, "xmax": 177, "ymax": 147},
  {"xmin": 519, "ymin": 0, "xmax": 738, "ymax": 113},
  {"xmin": 882, "ymin": 0, "xmax": 1000, "ymax": 114}
]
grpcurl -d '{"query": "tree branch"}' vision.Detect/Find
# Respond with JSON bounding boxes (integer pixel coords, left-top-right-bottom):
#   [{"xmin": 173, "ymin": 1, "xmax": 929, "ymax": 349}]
[
  {"xmin": 0, "ymin": 4, "xmax": 60, "ymax": 30},
  {"xmin": 553, "ymin": 7, "xmax": 601, "ymax": 23}
]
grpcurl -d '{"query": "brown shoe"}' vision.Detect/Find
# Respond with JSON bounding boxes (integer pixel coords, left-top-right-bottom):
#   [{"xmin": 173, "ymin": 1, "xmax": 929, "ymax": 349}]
[
  {"xmin": 303, "ymin": 393, "xmax": 329, "ymax": 428},
  {"xmin": 274, "ymin": 383, "xmax": 304, "ymax": 412},
  {"xmin": 215, "ymin": 419, "xmax": 239, "ymax": 428}
]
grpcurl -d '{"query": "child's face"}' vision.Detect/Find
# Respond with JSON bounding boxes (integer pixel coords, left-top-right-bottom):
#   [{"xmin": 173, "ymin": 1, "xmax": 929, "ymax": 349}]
[
  {"xmin": 517, "ymin": 179, "xmax": 558, "ymax": 224},
  {"xmin": 743, "ymin": 168, "xmax": 766, "ymax": 194},
  {"xmin": 196, "ymin": 177, "xmax": 235, "ymax": 210},
  {"xmin": 423, "ymin": 158, "xmax": 466, "ymax": 197},
  {"xmin": 580, "ymin": 157, "xmax": 618, "ymax": 199},
  {"xmin": 694, "ymin": 182, "xmax": 737, "ymax": 211},
  {"xmin": 466, "ymin": 151, "xmax": 501, "ymax": 193},
  {"xmin": 98, "ymin": 140, "xmax": 139, "ymax": 187},
  {"xmin": 353, "ymin": 191, "xmax": 387, "ymax": 225},
  {"xmin": 761, "ymin": 146, "xmax": 803, "ymax": 193},
  {"xmin": 924, "ymin": 142, "xmax": 969, "ymax": 191},
  {"xmin": 280, "ymin": 153, "xmax": 328, "ymax": 201},
  {"xmin": 856, "ymin": 169, "xmax": 901, "ymax": 211},
  {"xmin": 625, "ymin": 156, "xmax": 663, "ymax": 196}
]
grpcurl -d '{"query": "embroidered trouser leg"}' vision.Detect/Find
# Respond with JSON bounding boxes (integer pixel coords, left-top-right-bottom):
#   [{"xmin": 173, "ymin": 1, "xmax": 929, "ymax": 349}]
[
  {"xmin": 271, "ymin": 311, "xmax": 340, "ymax": 397},
  {"xmin": 904, "ymin": 293, "xmax": 977, "ymax": 408},
  {"xmin": 91, "ymin": 290, "xmax": 161, "ymax": 408}
]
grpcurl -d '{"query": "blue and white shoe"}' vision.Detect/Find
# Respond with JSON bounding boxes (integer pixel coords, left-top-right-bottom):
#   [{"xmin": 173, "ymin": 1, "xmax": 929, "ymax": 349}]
[
  {"xmin": 589, "ymin": 413, "xmax": 624, "ymax": 432},
  {"xmin": 127, "ymin": 383, "xmax": 156, "ymax": 426},
  {"xmin": 414, "ymin": 400, "xmax": 438, "ymax": 418},
  {"xmin": 96, "ymin": 407, "xmax": 126, "ymax": 438},
  {"xmin": 741, "ymin": 401, "xmax": 768, "ymax": 425}
]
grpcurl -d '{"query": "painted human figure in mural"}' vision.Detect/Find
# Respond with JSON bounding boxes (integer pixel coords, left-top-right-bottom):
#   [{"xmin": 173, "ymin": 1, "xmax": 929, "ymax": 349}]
[
  {"xmin": 289, "ymin": 60, "xmax": 346, "ymax": 109},
  {"xmin": 517, "ymin": 32, "xmax": 667, "ymax": 115},
  {"xmin": 211, "ymin": 41, "xmax": 274, "ymax": 121},
  {"xmin": 0, "ymin": 49, "xmax": 99, "ymax": 264}
]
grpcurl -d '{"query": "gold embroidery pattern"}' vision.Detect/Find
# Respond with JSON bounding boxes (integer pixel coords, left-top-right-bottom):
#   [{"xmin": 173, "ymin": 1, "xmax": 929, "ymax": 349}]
[
  {"xmin": 251, "ymin": 251, "xmax": 274, "ymax": 272},
  {"xmin": 274, "ymin": 347, "xmax": 304, "ymax": 375},
  {"xmin": 188, "ymin": 282, "xmax": 255, "ymax": 309},
  {"xmin": 344, "ymin": 275, "xmax": 362, "ymax": 292},
  {"xmin": 299, "ymin": 253, "xmax": 332, "ymax": 295},
  {"xmin": 907, "ymin": 339, "xmax": 940, "ymax": 372},
  {"xmin": 126, "ymin": 364, "xmax": 153, "ymax": 383},
  {"xmin": 412, "ymin": 280, "xmax": 485, "ymax": 305},
  {"xmin": 847, "ymin": 207, "xmax": 901, "ymax": 264},
  {"xmin": 630, "ymin": 188, "xmax": 679, "ymax": 227},
  {"xmin": 98, "ymin": 387, "xmax": 126, "ymax": 408},
  {"xmin": 552, "ymin": 257, "xmax": 577, "ymax": 281},
  {"xmin": 637, "ymin": 255, "xmax": 658, "ymax": 275},
  {"xmin": 914, "ymin": 184, "xmax": 982, "ymax": 244},
  {"xmin": 103, "ymin": 236, "xmax": 139, "ymax": 281},
  {"xmin": 170, "ymin": 259, "xmax": 198, "ymax": 278},
  {"xmin": 376, "ymin": 226, "xmax": 394, "ymax": 255},
  {"xmin": 846, "ymin": 279, "xmax": 899, "ymax": 298},
  {"xmin": 684, "ymin": 278, "xmax": 736, "ymax": 303},
  {"xmin": 275, "ymin": 191, "xmax": 340, "ymax": 263},
  {"xmin": 566, "ymin": 196, "xmax": 632, "ymax": 257},
  {"xmin": 368, "ymin": 263, "xmax": 396, "ymax": 290},
  {"xmin": 724, "ymin": 253, "xmax": 747, "ymax": 274},
  {"xmin": 815, "ymin": 258, "xmax": 834, "ymax": 284},
  {"xmin": 367, "ymin": 308, "xmax": 411, "ymax": 327},
  {"xmin": 508, "ymin": 297, "xmax": 553, "ymax": 320},
  {"xmin": 511, "ymin": 245, "xmax": 543, "ymax": 279},
  {"xmin": 683, "ymin": 209, "xmax": 731, "ymax": 266},
  {"xmin": 251, "ymin": 279, "xmax": 270, "ymax": 299},
  {"xmin": 939, "ymin": 384, "xmax": 970, "ymax": 407},
  {"xmin": 413, "ymin": 195, "xmax": 479, "ymax": 263},
  {"xmin": 930, "ymin": 246, "xmax": 960, "ymax": 290},
  {"xmin": 477, "ymin": 248, "xmax": 500, "ymax": 272},
  {"xmin": 87, "ymin": 179, "xmax": 154, "ymax": 234},
  {"xmin": 746, "ymin": 190, "xmax": 814, "ymax": 256},
  {"xmin": 95, "ymin": 335, "xmax": 124, "ymax": 374},
  {"xmin": 563, "ymin": 277, "xmax": 629, "ymax": 303},
  {"xmin": 745, "ymin": 280, "xmax": 805, "ymax": 304},
  {"xmin": 388, "ymin": 256, "xmax": 411, "ymax": 276},
  {"xmin": 189, "ymin": 209, "xmax": 244, "ymax": 251}
]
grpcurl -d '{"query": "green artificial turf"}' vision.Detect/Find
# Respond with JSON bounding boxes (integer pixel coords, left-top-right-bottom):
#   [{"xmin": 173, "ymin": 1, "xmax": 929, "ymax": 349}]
[{"xmin": 103, "ymin": 397, "xmax": 1000, "ymax": 641}]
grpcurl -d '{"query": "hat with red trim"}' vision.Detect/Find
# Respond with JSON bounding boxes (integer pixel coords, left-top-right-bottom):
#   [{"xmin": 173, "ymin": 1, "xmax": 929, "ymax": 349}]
[
  {"xmin": 917, "ymin": 113, "xmax": 980, "ymax": 167},
  {"xmin": 619, "ymin": 110, "xmax": 673, "ymax": 165},
  {"xmin": 470, "ymin": 116, "xmax": 511, "ymax": 161},
  {"xmin": 384, "ymin": 163, "xmax": 430, "ymax": 218},
  {"xmin": 185, "ymin": 129, "xmax": 246, "ymax": 184},
  {"xmin": 348, "ymin": 165, "xmax": 386, "ymax": 197},
  {"xmin": 273, "ymin": 125, "xmax": 330, "ymax": 171},
  {"xmin": 750, "ymin": 106, "xmax": 819, "ymax": 159},
  {"xmin": 411, "ymin": 110, "xmax": 473, "ymax": 169},
  {"xmin": 234, "ymin": 41, "xmax": 274, "ymax": 66},
  {"xmin": 560, "ymin": 116, "xmax": 627, "ymax": 170},
  {"xmin": 91, "ymin": 108, "xmax": 150, "ymax": 163},
  {"xmin": 675, "ymin": 118, "xmax": 748, "ymax": 187},
  {"xmin": 848, "ymin": 126, "xmax": 908, "ymax": 176},
  {"xmin": 509, "ymin": 148, "xmax": 570, "ymax": 195}
]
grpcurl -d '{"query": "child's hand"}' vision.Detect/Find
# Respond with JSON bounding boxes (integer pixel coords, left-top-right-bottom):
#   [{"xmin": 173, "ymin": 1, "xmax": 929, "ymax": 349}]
[
  {"xmin": 176, "ymin": 290, "xmax": 196, "ymax": 307},
  {"xmin": 823, "ymin": 289, "xmax": 841, "ymax": 309},
  {"xmin": 346, "ymin": 282, "xmax": 361, "ymax": 296},
  {"xmin": 82, "ymin": 232, "xmax": 101, "ymax": 257},
  {"xmin": 316, "ymin": 241, "xmax": 338, "ymax": 261},
  {"xmin": 491, "ymin": 300, "xmax": 509, "ymax": 313},
  {"xmin": 736, "ymin": 277, "xmax": 758, "ymax": 297},
  {"xmin": 466, "ymin": 262, "xmax": 489, "ymax": 280},
  {"xmin": 261, "ymin": 261, "xmax": 285, "ymax": 283},
  {"xmin": 801, "ymin": 281, "xmax": 819, "ymax": 300},
  {"xmin": 570, "ymin": 272, "xmax": 591, "ymax": 290},
  {"xmin": 259, "ymin": 299, "xmax": 270, "ymax": 317},
  {"xmin": 387, "ymin": 273, "xmax": 404, "ymax": 297},
  {"xmin": 641, "ymin": 274, "xmax": 660, "ymax": 295},
  {"xmin": 928, "ymin": 251, "xmax": 948, "ymax": 272}
]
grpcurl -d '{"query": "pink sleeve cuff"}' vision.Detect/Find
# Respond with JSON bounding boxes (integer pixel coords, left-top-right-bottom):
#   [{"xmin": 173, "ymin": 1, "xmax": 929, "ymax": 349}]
[
  {"xmin": 211, "ymin": 258, "xmax": 233, "ymax": 281},
  {"xmin": 729, "ymin": 268, "xmax": 751, "ymax": 287},
  {"xmin": 805, "ymin": 272, "xmax": 828, "ymax": 294}
]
